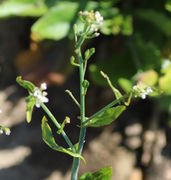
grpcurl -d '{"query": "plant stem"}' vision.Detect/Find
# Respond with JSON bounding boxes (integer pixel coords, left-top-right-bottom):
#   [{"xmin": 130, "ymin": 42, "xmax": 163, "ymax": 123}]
[
  {"xmin": 41, "ymin": 103, "xmax": 75, "ymax": 151},
  {"xmin": 71, "ymin": 46, "xmax": 86, "ymax": 180}
]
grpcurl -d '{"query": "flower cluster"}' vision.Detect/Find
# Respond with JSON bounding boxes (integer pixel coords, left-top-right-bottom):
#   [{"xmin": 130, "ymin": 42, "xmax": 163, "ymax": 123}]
[
  {"xmin": 33, "ymin": 83, "xmax": 49, "ymax": 108},
  {"xmin": 0, "ymin": 127, "xmax": 11, "ymax": 135},
  {"xmin": 79, "ymin": 10, "xmax": 103, "ymax": 33},
  {"xmin": 133, "ymin": 84, "xmax": 153, "ymax": 99},
  {"xmin": 79, "ymin": 10, "xmax": 103, "ymax": 25}
]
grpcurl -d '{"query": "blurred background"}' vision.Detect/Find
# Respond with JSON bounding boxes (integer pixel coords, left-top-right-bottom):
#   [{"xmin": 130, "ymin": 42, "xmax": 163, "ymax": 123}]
[{"xmin": 0, "ymin": 0, "xmax": 171, "ymax": 179}]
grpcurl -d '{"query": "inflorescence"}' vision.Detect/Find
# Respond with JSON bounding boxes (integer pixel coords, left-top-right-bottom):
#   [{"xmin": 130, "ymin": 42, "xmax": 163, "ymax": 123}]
[
  {"xmin": 133, "ymin": 84, "xmax": 153, "ymax": 99},
  {"xmin": 33, "ymin": 83, "xmax": 49, "ymax": 108}
]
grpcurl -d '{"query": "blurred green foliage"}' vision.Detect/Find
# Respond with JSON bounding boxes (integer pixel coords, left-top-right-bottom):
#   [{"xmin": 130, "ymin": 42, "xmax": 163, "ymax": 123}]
[{"xmin": 1, "ymin": 0, "xmax": 171, "ymax": 122}]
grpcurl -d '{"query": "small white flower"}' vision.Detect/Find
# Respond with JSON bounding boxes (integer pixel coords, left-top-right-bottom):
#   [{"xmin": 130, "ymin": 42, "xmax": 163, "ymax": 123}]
[
  {"xmin": 5, "ymin": 128, "xmax": 11, "ymax": 136},
  {"xmin": 162, "ymin": 59, "xmax": 170, "ymax": 69},
  {"xmin": 133, "ymin": 84, "xmax": 153, "ymax": 99},
  {"xmin": 94, "ymin": 11, "xmax": 103, "ymax": 25},
  {"xmin": 0, "ymin": 129, "xmax": 3, "ymax": 134},
  {"xmin": 33, "ymin": 85, "xmax": 49, "ymax": 108},
  {"xmin": 0, "ymin": 109, "xmax": 2, "ymax": 113},
  {"xmin": 146, "ymin": 87, "xmax": 153, "ymax": 94},
  {"xmin": 40, "ymin": 83, "xmax": 47, "ymax": 90}
]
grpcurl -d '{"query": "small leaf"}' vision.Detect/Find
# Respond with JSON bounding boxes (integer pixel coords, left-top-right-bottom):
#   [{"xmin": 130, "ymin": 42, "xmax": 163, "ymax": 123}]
[
  {"xmin": 16, "ymin": 76, "xmax": 35, "ymax": 93},
  {"xmin": 41, "ymin": 116, "xmax": 85, "ymax": 162},
  {"xmin": 25, "ymin": 96, "xmax": 35, "ymax": 123},
  {"xmin": 84, "ymin": 105, "xmax": 126, "ymax": 127},
  {"xmin": 80, "ymin": 166, "xmax": 112, "ymax": 180}
]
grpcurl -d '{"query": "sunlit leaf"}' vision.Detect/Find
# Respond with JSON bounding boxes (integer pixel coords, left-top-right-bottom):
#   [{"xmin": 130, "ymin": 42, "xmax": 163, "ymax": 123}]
[
  {"xmin": 159, "ymin": 72, "xmax": 171, "ymax": 95},
  {"xmin": 118, "ymin": 78, "xmax": 132, "ymax": 93},
  {"xmin": 31, "ymin": 1, "xmax": 97, "ymax": 41},
  {"xmin": 84, "ymin": 105, "xmax": 126, "ymax": 127},
  {"xmin": 80, "ymin": 166, "xmax": 112, "ymax": 180},
  {"xmin": 0, "ymin": 0, "xmax": 47, "ymax": 18},
  {"xmin": 41, "ymin": 116, "xmax": 85, "ymax": 161}
]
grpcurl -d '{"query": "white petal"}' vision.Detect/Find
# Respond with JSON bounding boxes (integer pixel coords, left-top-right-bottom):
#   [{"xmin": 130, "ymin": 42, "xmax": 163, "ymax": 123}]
[
  {"xmin": 41, "ymin": 83, "xmax": 47, "ymax": 90},
  {"xmin": 5, "ymin": 129, "xmax": 11, "ymax": 136}
]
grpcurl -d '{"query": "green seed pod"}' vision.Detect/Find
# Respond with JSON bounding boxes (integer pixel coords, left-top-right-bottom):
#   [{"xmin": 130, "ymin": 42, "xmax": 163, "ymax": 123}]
[{"xmin": 82, "ymin": 80, "xmax": 90, "ymax": 89}]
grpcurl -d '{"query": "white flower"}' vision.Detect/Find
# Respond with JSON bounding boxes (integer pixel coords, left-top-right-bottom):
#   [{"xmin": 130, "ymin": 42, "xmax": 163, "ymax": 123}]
[
  {"xmin": 40, "ymin": 82, "xmax": 47, "ymax": 90},
  {"xmin": 133, "ymin": 84, "xmax": 153, "ymax": 99},
  {"xmin": 162, "ymin": 59, "xmax": 170, "ymax": 69},
  {"xmin": 94, "ymin": 11, "xmax": 103, "ymax": 25},
  {"xmin": 0, "ymin": 129, "xmax": 3, "ymax": 134},
  {"xmin": 33, "ymin": 85, "xmax": 48, "ymax": 108},
  {"xmin": 5, "ymin": 128, "xmax": 11, "ymax": 136},
  {"xmin": 0, "ymin": 109, "xmax": 2, "ymax": 113}
]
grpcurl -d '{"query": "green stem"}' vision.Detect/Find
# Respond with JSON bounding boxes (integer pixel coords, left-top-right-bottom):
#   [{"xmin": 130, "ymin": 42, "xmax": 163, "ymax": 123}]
[
  {"xmin": 41, "ymin": 103, "xmax": 75, "ymax": 151},
  {"xmin": 71, "ymin": 46, "xmax": 86, "ymax": 180}
]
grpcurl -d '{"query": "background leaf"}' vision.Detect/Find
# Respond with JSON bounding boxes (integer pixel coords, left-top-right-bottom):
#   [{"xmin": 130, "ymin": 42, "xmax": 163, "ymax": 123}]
[
  {"xmin": 0, "ymin": 0, "xmax": 47, "ymax": 18},
  {"xmin": 31, "ymin": 1, "xmax": 97, "ymax": 41},
  {"xmin": 136, "ymin": 9, "xmax": 171, "ymax": 37}
]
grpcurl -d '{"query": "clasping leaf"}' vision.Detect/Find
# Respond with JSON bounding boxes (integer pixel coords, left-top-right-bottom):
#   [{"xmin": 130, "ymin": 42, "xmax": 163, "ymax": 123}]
[
  {"xmin": 84, "ymin": 105, "xmax": 126, "ymax": 127},
  {"xmin": 41, "ymin": 116, "xmax": 85, "ymax": 162}
]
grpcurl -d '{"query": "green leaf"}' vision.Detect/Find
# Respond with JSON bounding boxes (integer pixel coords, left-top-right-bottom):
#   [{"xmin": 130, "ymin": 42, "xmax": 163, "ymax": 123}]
[
  {"xmin": 159, "ymin": 72, "xmax": 171, "ymax": 95},
  {"xmin": 134, "ymin": 34, "xmax": 162, "ymax": 70},
  {"xmin": 89, "ymin": 53, "xmax": 136, "ymax": 87},
  {"xmin": 31, "ymin": 2, "xmax": 78, "ymax": 41},
  {"xmin": 84, "ymin": 105, "xmax": 126, "ymax": 127},
  {"xmin": 80, "ymin": 166, "xmax": 112, "ymax": 180},
  {"xmin": 136, "ymin": 9, "xmax": 171, "ymax": 36},
  {"xmin": 16, "ymin": 76, "xmax": 35, "ymax": 93},
  {"xmin": 25, "ymin": 96, "xmax": 36, "ymax": 123},
  {"xmin": 31, "ymin": 1, "xmax": 98, "ymax": 41},
  {"xmin": 0, "ymin": 0, "xmax": 47, "ymax": 18},
  {"xmin": 41, "ymin": 116, "xmax": 85, "ymax": 162},
  {"xmin": 118, "ymin": 78, "xmax": 132, "ymax": 93}
]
